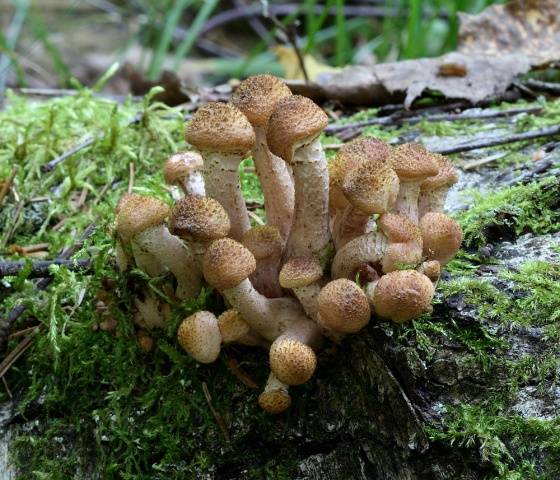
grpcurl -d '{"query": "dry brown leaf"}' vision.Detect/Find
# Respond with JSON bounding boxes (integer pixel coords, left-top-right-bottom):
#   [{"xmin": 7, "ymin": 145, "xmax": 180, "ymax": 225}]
[{"xmin": 458, "ymin": 0, "xmax": 560, "ymax": 67}]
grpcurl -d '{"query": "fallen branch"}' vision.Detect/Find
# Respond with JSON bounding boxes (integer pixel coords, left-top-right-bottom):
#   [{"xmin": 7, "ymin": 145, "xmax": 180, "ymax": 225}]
[
  {"xmin": 432, "ymin": 124, "xmax": 560, "ymax": 155},
  {"xmin": 0, "ymin": 326, "xmax": 41, "ymax": 379},
  {"xmin": 202, "ymin": 382, "xmax": 230, "ymax": 442},
  {"xmin": 0, "ymin": 223, "xmax": 96, "ymax": 353},
  {"xmin": 521, "ymin": 79, "xmax": 560, "ymax": 95},
  {"xmin": 0, "ymin": 258, "xmax": 91, "ymax": 278}
]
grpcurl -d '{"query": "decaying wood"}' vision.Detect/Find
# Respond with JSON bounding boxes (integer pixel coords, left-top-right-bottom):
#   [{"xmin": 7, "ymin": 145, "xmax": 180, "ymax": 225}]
[{"xmin": 0, "ymin": 258, "xmax": 91, "ymax": 278}]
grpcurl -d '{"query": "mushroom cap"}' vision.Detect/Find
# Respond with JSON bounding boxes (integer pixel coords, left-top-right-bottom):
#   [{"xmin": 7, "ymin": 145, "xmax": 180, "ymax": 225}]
[
  {"xmin": 269, "ymin": 337, "xmax": 317, "ymax": 385},
  {"xmin": 318, "ymin": 279, "xmax": 371, "ymax": 333},
  {"xmin": 163, "ymin": 151, "xmax": 203, "ymax": 185},
  {"xmin": 116, "ymin": 193, "xmax": 170, "ymax": 243},
  {"xmin": 258, "ymin": 388, "xmax": 291, "ymax": 414},
  {"xmin": 203, "ymin": 238, "xmax": 256, "ymax": 290},
  {"xmin": 387, "ymin": 143, "xmax": 439, "ymax": 182},
  {"xmin": 382, "ymin": 242, "xmax": 423, "ymax": 273},
  {"xmin": 420, "ymin": 154, "xmax": 459, "ymax": 191},
  {"xmin": 419, "ymin": 260, "xmax": 441, "ymax": 282},
  {"xmin": 342, "ymin": 158, "xmax": 400, "ymax": 214},
  {"xmin": 266, "ymin": 95, "xmax": 328, "ymax": 162},
  {"xmin": 242, "ymin": 225, "xmax": 283, "ymax": 260},
  {"xmin": 170, "ymin": 194, "xmax": 231, "ymax": 242},
  {"xmin": 230, "ymin": 74, "xmax": 292, "ymax": 127},
  {"xmin": 185, "ymin": 102, "xmax": 255, "ymax": 155},
  {"xmin": 177, "ymin": 311, "xmax": 222, "ymax": 363},
  {"xmin": 218, "ymin": 309, "xmax": 251, "ymax": 344},
  {"xmin": 378, "ymin": 213, "xmax": 423, "ymax": 245},
  {"xmin": 372, "ymin": 270, "xmax": 435, "ymax": 323},
  {"xmin": 279, "ymin": 256, "xmax": 323, "ymax": 289},
  {"xmin": 419, "ymin": 212, "xmax": 463, "ymax": 265}
]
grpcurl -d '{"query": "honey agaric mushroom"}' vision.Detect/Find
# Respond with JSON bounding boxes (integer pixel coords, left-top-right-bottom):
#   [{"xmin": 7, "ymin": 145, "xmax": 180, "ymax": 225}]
[
  {"xmin": 116, "ymin": 193, "xmax": 202, "ymax": 300},
  {"xmin": 331, "ymin": 213, "xmax": 423, "ymax": 279},
  {"xmin": 418, "ymin": 260, "xmax": 441, "ymax": 283},
  {"xmin": 267, "ymin": 95, "xmax": 331, "ymax": 264},
  {"xmin": 202, "ymin": 239, "xmax": 315, "ymax": 338},
  {"xmin": 242, "ymin": 225, "xmax": 284, "ymax": 298},
  {"xmin": 169, "ymin": 194, "xmax": 231, "ymax": 264},
  {"xmin": 334, "ymin": 156, "xmax": 399, "ymax": 248},
  {"xmin": 329, "ymin": 137, "xmax": 392, "ymax": 213},
  {"xmin": 279, "ymin": 256, "xmax": 324, "ymax": 320},
  {"xmin": 217, "ymin": 309, "xmax": 267, "ymax": 348},
  {"xmin": 163, "ymin": 151, "xmax": 205, "ymax": 197},
  {"xmin": 387, "ymin": 143, "xmax": 439, "ymax": 224},
  {"xmin": 177, "ymin": 311, "xmax": 222, "ymax": 363},
  {"xmin": 185, "ymin": 102, "xmax": 255, "ymax": 240},
  {"xmin": 258, "ymin": 372, "xmax": 291, "ymax": 414},
  {"xmin": 370, "ymin": 270, "xmax": 435, "ymax": 323},
  {"xmin": 317, "ymin": 279, "xmax": 370, "ymax": 333},
  {"xmin": 418, "ymin": 154, "xmax": 459, "ymax": 219},
  {"xmin": 231, "ymin": 75, "xmax": 294, "ymax": 241},
  {"xmin": 419, "ymin": 212, "xmax": 463, "ymax": 265}
]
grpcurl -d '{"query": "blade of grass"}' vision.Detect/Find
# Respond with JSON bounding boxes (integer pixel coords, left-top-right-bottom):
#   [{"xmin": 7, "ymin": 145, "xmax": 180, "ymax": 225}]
[
  {"xmin": 147, "ymin": 0, "xmax": 193, "ymax": 80},
  {"xmin": 304, "ymin": 0, "xmax": 336, "ymax": 54},
  {"xmin": 334, "ymin": 0, "xmax": 351, "ymax": 66},
  {"xmin": 172, "ymin": 0, "xmax": 220, "ymax": 71},
  {"xmin": 403, "ymin": 0, "xmax": 423, "ymax": 59}
]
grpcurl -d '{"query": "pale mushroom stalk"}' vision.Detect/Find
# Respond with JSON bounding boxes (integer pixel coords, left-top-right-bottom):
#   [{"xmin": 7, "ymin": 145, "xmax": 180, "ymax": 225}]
[
  {"xmin": 163, "ymin": 151, "xmax": 205, "ymax": 198},
  {"xmin": 134, "ymin": 225, "xmax": 202, "ymax": 300},
  {"xmin": 417, "ymin": 154, "xmax": 459, "ymax": 219},
  {"xmin": 253, "ymin": 127, "xmax": 295, "ymax": 241},
  {"xmin": 332, "ymin": 205, "xmax": 372, "ymax": 250},
  {"xmin": 331, "ymin": 231, "xmax": 388, "ymax": 279},
  {"xmin": 394, "ymin": 181, "xmax": 422, "ymax": 224},
  {"xmin": 291, "ymin": 283, "xmax": 322, "ymax": 320},
  {"xmin": 203, "ymin": 152, "xmax": 250, "ymax": 240},
  {"xmin": 286, "ymin": 136, "xmax": 330, "ymax": 262},
  {"xmin": 130, "ymin": 242, "xmax": 166, "ymax": 276}
]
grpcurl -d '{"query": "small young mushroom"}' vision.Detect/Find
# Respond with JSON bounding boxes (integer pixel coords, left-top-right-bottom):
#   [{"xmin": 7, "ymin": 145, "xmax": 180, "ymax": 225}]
[
  {"xmin": 418, "ymin": 154, "xmax": 458, "ymax": 219},
  {"xmin": 217, "ymin": 309, "xmax": 268, "ymax": 348},
  {"xmin": 258, "ymin": 372, "xmax": 291, "ymax": 414},
  {"xmin": 418, "ymin": 260, "xmax": 441, "ymax": 283},
  {"xmin": 185, "ymin": 102, "xmax": 255, "ymax": 240},
  {"xmin": 169, "ymin": 194, "xmax": 231, "ymax": 265},
  {"xmin": 419, "ymin": 212, "xmax": 463, "ymax": 265},
  {"xmin": 387, "ymin": 143, "xmax": 439, "ymax": 224},
  {"xmin": 331, "ymin": 213, "xmax": 423, "ymax": 279},
  {"xmin": 334, "ymin": 156, "xmax": 399, "ymax": 248},
  {"xmin": 317, "ymin": 279, "xmax": 370, "ymax": 334},
  {"xmin": 278, "ymin": 256, "xmax": 324, "ymax": 320},
  {"xmin": 116, "ymin": 194, "xmax": 202, "ymax": 300},
  {"xmin": 267, "ymin": 95, "xmax": 331, "ymax": 264},
  {"xmin": 163, "ymin": 151, "xmax": 205, "ymax": 198},
  {"xmin": 136, "ymin": 329, "xmax": 154, "ymax": 352},
  {"xmin": 370, "ymin": 270, "xmax": 435, "ymax": 323},
  {"xmin": 242, "ymin": 225, "xmax": 284, "ymax": 298},
  {"xmin": 177, "ymin": 310, "xmax": 222, "ymax": 363},
  {"xmin": 231, "ymin": 75, "xmax": 294, "ymax": 241}
]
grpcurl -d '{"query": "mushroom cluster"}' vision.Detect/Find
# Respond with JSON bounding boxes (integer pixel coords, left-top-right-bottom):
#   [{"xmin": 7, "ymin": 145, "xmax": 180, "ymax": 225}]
[{"xmin": 114, "ymin": 75, "xmax": 462, "ymax": 414}]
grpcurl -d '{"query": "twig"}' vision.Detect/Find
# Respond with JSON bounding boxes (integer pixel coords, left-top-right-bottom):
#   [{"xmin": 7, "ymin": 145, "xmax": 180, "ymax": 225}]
[
  {"xmin": 0, "ymin": 165, "xmax": 18, "ymax": 204},
  {"xmin": 462, "ymin": 152, "xmax": 508, "ymax": 171},
  {"xmin": 1, "ymin": 200, "xmax": 24, "ymax": 248},
  {"xmin": 0, "ymin": 258, "xmax": 92, "ymax": 278},
  {"xmin": 432, "ymin": 125, "xmax": 560, "ymax": 155},
  {"xmin": 8, "ymin": 325, "xmax": 39, "ymax": 339},
  {"xmin": 521, "ymin": 79, "xmax": 560, "ymax": 95},
  {"xmin": 202, "ymin": 382, "xmax": 230, "ymax": 442},
  {"xmin": 325, "ymin": 106, "xmax": 542, "ymax": 135},
  {"xmin": 2, "ymin": 376, "xmax": 12, "ymax": 398},
  {"xmin": 0, "ymin": 326, "xmax": 41, "ymax": 379},
  {"xmin": 0, "ymin": 224, "xmax": 96, "ymax": 353}
]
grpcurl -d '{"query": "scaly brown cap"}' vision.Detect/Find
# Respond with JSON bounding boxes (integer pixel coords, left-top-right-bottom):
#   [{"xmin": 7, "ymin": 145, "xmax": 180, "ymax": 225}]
[
  {"xmin": 170, "ymin": 195, "xmax": 230, "ymax": 242},
  {"xmin": 203, "ymin": 238, "xmax": 256, "ymax": 290},
  {"xmin": 177, "ymin": 311, "xmax": 222, "ymax": 363},
  {"xmin": 258, "ymin": 373, "xmax": 291, "ymax": 414},
  {"xmin": 387, "ymin": 143, "xmax": 439, "ymax": 182},
  {"xmin": 217, "ymin": 309, "xmax": 251, "ymax": 344},
  {"xmin": 269, "ymin": 337, "xmax": 317, "ymax": 385},
  {"xmin": 372, "ymin": 270, "xmax": 435, "ymax": 323},
  {"xmin": 420, "ymin": 154, "xmax": 459, "ymax": 191},
  {"xmin": 266, "ymin": 95, "xmax": 328, "ymax": 163},
  {"xmin": 163, "ymin": 151, "xmax": 203, "ymax": 185},
  {"xmin": 279, "ymin": 257, "xmax": 323, "ymax": 289},
  {"xmin": 378, "ymin": 213, "xmax": 423, "ymax": 246},
  {"xmin": 242, "ymin": 225, "xmax": 283, "ymax": 260},
  {"xmin": 419, "ymin": 212, "xmax": 463, "ymax": 265},
  {"xmin": 185, "ymin": 102, "xmax": 255, "ymax": 155},
  {"xmin": 318, "ymin": 279, "xmax": 370, "ymax": 333},
  {"xmin": 116, "ymin": 193, "xmax": 170, "ymax": 243},
  {"xmin": 230, "ymin": 74, "xmax": 292, "ymax": 127},
  {"xmin": 342, "ymin": 158, "xmax": 400, "ymax": 214},
  {"xmin": 382, "ymin": 242, "xmax": 423, "ymax": 273},
  {"xmin": 419, "ymin": 260, "xmax": 441, "ymax": 282}
]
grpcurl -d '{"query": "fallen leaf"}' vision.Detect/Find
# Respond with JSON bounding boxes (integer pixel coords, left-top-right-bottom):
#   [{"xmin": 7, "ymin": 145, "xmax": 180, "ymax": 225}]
[
  {"xmin": 458, "ymin": 0, "xmax": 560, "ymax": 67},
  {"xmin": 273, "ymin": 45, "xmax": 339, "ymax": 81}
]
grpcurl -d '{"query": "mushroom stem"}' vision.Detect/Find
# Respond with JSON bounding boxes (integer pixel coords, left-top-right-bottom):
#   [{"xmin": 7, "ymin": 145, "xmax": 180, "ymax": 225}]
[
  {"xmin": 182, "ymin": 171, "xmax": 205, "ymax": 197},
  {"xmin": 285, "ymin": 137, "xmax": 331, "ymax": 263},
  {"xmin": 333, "ymin": 206, "xmax": 374, "ymax": 249},
  {"xmin": 130, "ymin": 242, "xmax": 166, "ymax": 276},
  {"xmin": 253, "ymin": 128, "xmax": 294, "ymax": 241},
  {"xmin": 291, "ymin": 283, "xmax": 322, "ymax": 321},
  {"xmin": 134, "ymin": 224, "xmax": 202, "ymax": 300},
  {"xmin": 418, "ymin": 187, "xmax": 449, "ymax": 218},
  {"xmin": 203, "ymin": 152, "xmax": 251, "ymax": 240},
  {"xmin": 258, "ymin": 372, "xmax": 291, "ymax": 414},
  {"xmin": 394, "ymin": 181, "xmax": 421, "ymax": 224},
  {"xmin": 331, "ymin": 231, "xmax": 387, "ymax": 279}
]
